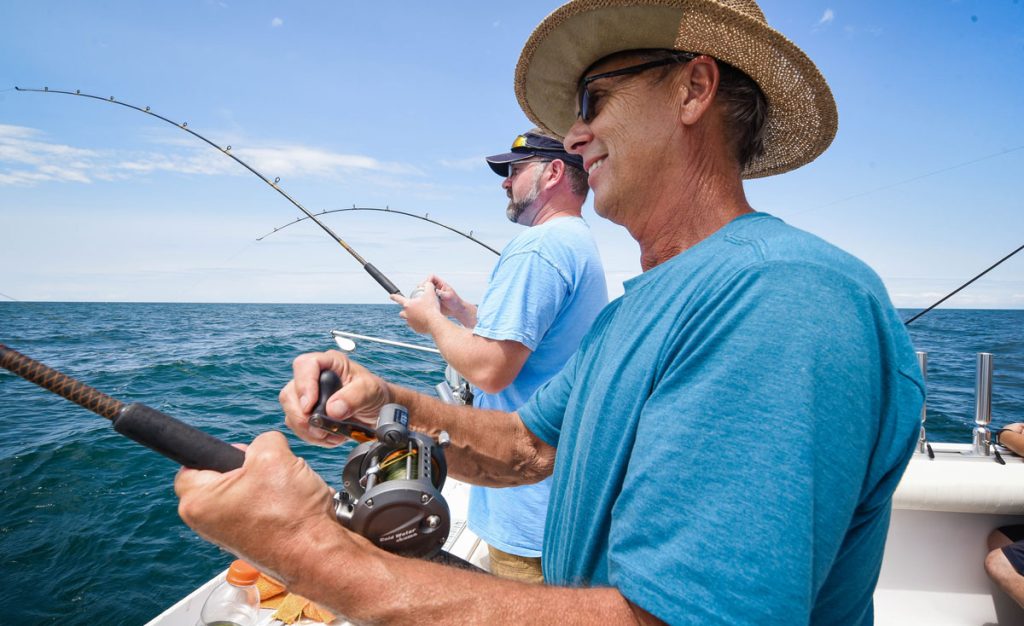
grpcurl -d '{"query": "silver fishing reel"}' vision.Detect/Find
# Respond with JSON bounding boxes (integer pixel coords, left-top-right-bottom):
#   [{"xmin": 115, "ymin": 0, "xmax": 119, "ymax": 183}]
[{"xmin": 333, "ymin": 403, "xmax": 451, "ymax": 558}]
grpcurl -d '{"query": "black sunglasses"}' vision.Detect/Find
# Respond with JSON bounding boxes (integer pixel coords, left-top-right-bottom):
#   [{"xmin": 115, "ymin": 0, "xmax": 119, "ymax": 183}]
[{"xmin": 576, "ymin": 52, "xmax": 698, "ymax": 123}]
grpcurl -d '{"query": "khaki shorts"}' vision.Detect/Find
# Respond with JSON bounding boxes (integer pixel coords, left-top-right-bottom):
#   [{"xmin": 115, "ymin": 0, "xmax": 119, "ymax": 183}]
[{"xmin": 486, "ymin": 544, "xmax": 544, "ymax": 584}]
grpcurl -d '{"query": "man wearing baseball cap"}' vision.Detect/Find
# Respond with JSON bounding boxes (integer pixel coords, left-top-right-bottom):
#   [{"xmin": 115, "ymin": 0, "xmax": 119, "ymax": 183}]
[
  {"xmin": 391, "ymin": 129, "xmax": 607, "ymax": 583},
  {"xmin": 178, "ymin": 1, "xmax": 924, "ymax": 623}
]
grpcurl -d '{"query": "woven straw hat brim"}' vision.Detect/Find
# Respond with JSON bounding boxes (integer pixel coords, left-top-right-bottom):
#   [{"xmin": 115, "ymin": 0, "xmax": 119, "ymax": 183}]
[{"xmin": 514, "ymin": 0, "xmax": 838, "ymax": 179}]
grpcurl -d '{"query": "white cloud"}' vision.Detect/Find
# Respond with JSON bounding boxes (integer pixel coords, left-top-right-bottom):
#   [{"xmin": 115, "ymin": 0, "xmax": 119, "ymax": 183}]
[
  {"xmin": 237, "ymin": 144, "xmax": 423, "ymax": 178},
  {"xmin": 817, "ymin": 9, "xmax": 835, "ymax": 27},
  {"xmin": 0, "ymin": 124, "xmax": 422, "ymax": 187},
  {"xmin": 439, "ymin": 156, "xmax": 485, "ymax": 171},
  {"xmin": 271, "ymin": 17, "xmax": 283, "ymax": 27}
]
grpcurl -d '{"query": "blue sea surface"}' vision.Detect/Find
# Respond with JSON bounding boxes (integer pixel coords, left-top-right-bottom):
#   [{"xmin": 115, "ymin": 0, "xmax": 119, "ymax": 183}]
[{"xmin": 0, "ymin": 303, "xmax": 1021, "ymax": 624}]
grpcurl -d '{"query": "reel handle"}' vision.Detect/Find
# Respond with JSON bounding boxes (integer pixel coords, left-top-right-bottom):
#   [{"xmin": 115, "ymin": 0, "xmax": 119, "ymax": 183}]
[{"xmin": 308, "ymin": 370, "xmax": 375, "ymax": 442}]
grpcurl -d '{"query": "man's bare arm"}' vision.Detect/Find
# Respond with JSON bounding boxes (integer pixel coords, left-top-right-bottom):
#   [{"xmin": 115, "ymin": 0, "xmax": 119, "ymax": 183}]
[
  {"xmin": 175, "ymin": 433, "xmax": 663, "ymax": 626},
  {"xmin": 291, "ymin": 525, "xmax": 664, "ymax": 625},
  {"xmin": 280, "ymin": 350, "xmax": 554, "ymax": 487},
  {"xmin": 388, "ymin": 382, "xmax": 553, "ymax": 487},
  {"xmin": 392, "ymin": 283, "xmax": 531, "ymax": 393},
  {"xmin": 425, "ymin": 317, "xmax": 531, "ymax": 393}
]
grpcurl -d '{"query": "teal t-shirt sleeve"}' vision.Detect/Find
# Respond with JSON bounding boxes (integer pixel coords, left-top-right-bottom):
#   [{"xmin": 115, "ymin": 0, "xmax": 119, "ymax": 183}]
[
  {"xmin": 474, "ymin": 250, "xmax": 569, "ymax": 351},
  {"xmin": 606, "ymin": 263, "xmax": 895, "ymax": 624},
  {"xmin": 518, "ymin": 345, "xmax": 581, "ymax": 447}
]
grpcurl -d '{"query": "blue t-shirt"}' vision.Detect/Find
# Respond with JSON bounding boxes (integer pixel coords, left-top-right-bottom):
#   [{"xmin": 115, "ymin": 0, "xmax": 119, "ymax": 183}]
[
  {"xmin": 519, "ymin": 212, "xmax": 923, "ymax": 623},
  {"xmin": 469, "ymin": 216, "xmax": 607, "ymax": 557}
]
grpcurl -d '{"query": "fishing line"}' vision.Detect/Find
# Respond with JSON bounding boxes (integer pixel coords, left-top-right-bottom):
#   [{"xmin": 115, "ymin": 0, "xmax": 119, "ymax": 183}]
[
  {"xmin": 904, "ymin": 242, "xmax": 1024, "ymax": 325},
  {"xmin": 258, "ymin": 207, "xmax": 501, "ymax": 256},
  {"xmin": 793, "ymin": 144, "xmax": 1024, "ymax": 216},
  {"xmin": 15, "ymin": 86, "xmax": 403, "ymax": 296}
]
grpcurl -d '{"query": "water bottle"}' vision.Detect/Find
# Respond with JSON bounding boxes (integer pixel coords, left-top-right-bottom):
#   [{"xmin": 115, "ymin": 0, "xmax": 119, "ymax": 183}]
[{"xmin": 197, "ymin": 559, "xmax": 261, "ymax": 626}]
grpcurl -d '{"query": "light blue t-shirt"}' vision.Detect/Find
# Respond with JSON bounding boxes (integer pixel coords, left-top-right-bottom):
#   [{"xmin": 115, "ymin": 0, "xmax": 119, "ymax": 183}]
[
  {"xmin": 469, "ymin": 216, "xmax": 607, "ymax": 557},
  {"xmin": 520, "ymin": 212, "xmax": 923, "ymax": 623}
]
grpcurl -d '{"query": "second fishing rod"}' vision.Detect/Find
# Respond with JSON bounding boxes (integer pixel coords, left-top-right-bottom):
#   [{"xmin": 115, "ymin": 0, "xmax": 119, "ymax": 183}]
[{"xmin": 16, "ymin": 86, "xmax": 403, "ymax": 296}]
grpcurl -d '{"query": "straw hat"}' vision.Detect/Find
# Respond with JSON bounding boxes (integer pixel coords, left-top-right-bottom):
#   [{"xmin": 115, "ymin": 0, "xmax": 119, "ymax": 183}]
[{"xmin": 514, "ymin": 0, "xmax": 838, "ymax": 179}]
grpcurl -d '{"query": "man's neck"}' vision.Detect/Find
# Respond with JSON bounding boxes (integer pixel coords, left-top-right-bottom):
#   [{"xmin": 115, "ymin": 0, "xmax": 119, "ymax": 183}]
[
  {"xmin": 631, "ymin": 168, "xmax": 752, "ymax": 271},
  {"xmin": 529, "ymin": 202, "xmax": 582, "ymax": 227}
]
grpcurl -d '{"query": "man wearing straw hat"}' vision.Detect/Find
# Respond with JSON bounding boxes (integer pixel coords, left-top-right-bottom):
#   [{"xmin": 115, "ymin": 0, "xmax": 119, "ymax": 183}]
[{"xmin": 176, "ymin": 1, "xmax": 924, "ymax": 623}]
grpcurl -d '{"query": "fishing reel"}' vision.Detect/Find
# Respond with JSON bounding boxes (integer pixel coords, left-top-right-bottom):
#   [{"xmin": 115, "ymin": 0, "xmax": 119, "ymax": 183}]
[
  {"xmin": 309, "ymin": 370, "xmax": 451, "ymax": 558},
  {"xmin": 333, "ymin": 403, "xmax": 451, "ymax": 558}
]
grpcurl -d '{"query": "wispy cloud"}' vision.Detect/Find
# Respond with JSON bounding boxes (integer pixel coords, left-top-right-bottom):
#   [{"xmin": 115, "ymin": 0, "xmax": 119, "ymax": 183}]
[
  {"xmin": 238, "ymin": 144, "xmax": 422, "ymax": 178},
  {"xmin": 817, "ymin": 9, "xmax": 835, "ymax": 27},
  {"xmin": 439, "ymin": 155, "xmax": 485, "ymax": 172},
  {"xmin": 0, "ymin": 124, "xmax": 422, "ymax": 187},
  {"xmin": 271, "ymin": 17, "xmax": 283, "ymax": 27}
]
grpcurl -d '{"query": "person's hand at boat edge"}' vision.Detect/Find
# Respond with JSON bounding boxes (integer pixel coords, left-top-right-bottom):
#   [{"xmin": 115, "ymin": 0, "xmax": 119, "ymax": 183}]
[
  {"xmin": 279, "ymin": 350, "xmax": 391, "ymax": 447},
  {"xmin": 997, "ymin": 422, "xmax": 1024, "ymax": 456}
]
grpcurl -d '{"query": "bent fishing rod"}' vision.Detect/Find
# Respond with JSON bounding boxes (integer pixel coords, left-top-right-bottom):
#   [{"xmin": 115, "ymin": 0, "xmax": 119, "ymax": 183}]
[
  {"xmin": 258, "ymin": 206, "xmax": 501, "ymax": 256},
  {"xmin": 15, "ymin": 86, "xmax": 402, "ymax": 296},
  {"xmin": 905, "ymin": 241, "xmax": 1024, "ymax": 325}
]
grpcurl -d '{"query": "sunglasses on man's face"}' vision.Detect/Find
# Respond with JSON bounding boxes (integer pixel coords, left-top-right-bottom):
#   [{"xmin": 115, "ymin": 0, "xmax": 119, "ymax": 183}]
[
  {"xmin": 576, "ymin": 53, "xmax": 698, "ymax": 123},
  {"xmin": 507, "ymin": 159, "xmax": 551, "ymax": 180}
]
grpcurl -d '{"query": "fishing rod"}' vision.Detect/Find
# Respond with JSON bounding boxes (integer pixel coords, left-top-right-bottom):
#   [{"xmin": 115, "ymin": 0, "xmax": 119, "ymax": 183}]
[
  {"xmin": 905, "ymin": 241, "xmax": 1024, "ymax": 325},
  {"xmin": 15, "ymin": 86, "xmax": 402, "ymax": 296},
  {"xmin": 258, "ymin": 207, "xmax": 501, "ymax": 256},
  {"xmin": 0, "ymin": 342, "xmax": 481, "ymax": 564},
  {"xmin": 0, "ymin": 342, "xmax": 243, "ymax": 471}
]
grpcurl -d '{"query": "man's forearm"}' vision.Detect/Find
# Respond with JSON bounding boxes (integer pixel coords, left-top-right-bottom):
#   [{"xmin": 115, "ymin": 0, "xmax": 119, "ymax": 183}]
[
  {"xmin": 424, "ymin": 315, "xmax": 528, "ymax": 393},
  {"xmin": 286, "ymin": 525, "xmax": 650, "ymax": 626},
  {"xmin": 388, "ymin": 383, "xmax": 554, "ymax": 487},
  {"xmin": 452, "ymin": 302, "xmax": 478, "ymax": 328}
]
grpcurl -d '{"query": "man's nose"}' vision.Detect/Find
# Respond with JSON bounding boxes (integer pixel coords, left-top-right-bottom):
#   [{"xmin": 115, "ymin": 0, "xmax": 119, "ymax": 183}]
[{"xmin": 563, "ymin": 121, "xmax": 591, "ymax": 157}]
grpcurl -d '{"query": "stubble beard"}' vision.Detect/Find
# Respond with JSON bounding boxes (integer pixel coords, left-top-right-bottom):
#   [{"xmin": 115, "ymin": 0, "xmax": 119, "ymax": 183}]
[{"xmin": 505, "ymin": 171, "xmax": 543, "ymax": 225}]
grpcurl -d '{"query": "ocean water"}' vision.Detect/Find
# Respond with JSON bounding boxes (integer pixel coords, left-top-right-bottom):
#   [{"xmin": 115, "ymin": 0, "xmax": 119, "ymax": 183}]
[{"xmin": 0, "ymin": 303, "xmax": 1021, "ymax": 624}]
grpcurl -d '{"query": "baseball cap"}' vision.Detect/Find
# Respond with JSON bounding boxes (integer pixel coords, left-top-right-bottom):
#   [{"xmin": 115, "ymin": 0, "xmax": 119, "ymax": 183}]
[{"xmin": 485, "ymin": 130, "xmax": 585, "ymax": 177}]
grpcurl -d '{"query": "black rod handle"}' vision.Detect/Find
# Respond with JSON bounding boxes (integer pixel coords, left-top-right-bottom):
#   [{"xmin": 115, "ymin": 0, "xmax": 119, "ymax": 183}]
[
  {"xmin": 113, "ymin": 403, "xmax": 245, "ymax": 472},
  {"xmin": 364, "ymin": 263, "xmax": 401, "ymax": 295}
]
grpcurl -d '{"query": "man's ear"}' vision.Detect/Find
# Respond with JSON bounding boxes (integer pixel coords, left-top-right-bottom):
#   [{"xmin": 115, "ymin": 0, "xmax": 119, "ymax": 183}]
[
  {"xmin": 676, "ymin": 55, "xmax": 720, "ymax": 126},
  {"xmin": 545, "ymin": 158, "xmax": 566, "ymax": 190}
]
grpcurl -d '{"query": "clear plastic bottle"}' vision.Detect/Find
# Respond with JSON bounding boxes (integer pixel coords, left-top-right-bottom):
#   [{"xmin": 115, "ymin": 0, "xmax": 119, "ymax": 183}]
[{"xmin": 197, "ymin": 559, "xmax": 261, "ymax": 626}]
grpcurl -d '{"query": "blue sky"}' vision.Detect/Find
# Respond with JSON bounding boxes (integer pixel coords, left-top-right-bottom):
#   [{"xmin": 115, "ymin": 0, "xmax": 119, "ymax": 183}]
[{"xmin": 2, "ymin": 1, "xmax": 1022, "ymax": 307}]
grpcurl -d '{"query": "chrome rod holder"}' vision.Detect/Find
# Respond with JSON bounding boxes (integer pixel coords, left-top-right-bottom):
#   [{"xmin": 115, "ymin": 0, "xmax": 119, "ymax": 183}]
[
  {"xmin": 972, "ymin": 352, "xmax": 994, "ymax": 456},
  {"xmin": 916, "ymin": 352, "xmax": 929, "ymax": 454}
]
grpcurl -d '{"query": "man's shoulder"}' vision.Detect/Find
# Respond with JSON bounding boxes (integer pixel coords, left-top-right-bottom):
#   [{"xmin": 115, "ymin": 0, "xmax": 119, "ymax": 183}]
[
  {"xmin": 507, "ymin": 216, "xmax": 596, "ymax": 253},
  {"xmin": 709, "ymin": 213, "xmax": 887, "ymax": 298}
]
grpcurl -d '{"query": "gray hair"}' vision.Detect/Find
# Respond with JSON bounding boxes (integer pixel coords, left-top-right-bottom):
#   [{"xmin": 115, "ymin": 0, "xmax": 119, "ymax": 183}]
[
  {"xmin": 526, "ymin": 127, "xmax": 590, "ymax": 198},
  {"xmin": 562, "ymin": 162, "xmax": 589, "ymax": 198}
]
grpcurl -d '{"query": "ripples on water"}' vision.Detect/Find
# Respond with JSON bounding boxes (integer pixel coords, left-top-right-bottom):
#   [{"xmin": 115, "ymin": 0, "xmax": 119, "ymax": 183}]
[
  {"xmin": 0, "ymin": 303, "xmax": 443, "ymax": 624},
  {"xmin": 0, "ymin": 303, "xmax": 1021, "ymax": 624},
  {"xmin": 904, "ymin": 309, "xmax": 1024, "ymax": 442}
]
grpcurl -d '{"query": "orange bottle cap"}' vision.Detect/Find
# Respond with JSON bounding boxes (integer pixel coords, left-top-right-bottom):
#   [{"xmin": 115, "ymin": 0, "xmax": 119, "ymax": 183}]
[{"xmin": 226, "ymin": 559, "xmax": 260, "ymax": 586}]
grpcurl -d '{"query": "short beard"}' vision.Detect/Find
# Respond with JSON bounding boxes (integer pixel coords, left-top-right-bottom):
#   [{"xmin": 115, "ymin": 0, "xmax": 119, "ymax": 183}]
[{"xmin": 505, "ymin": 169, "xmax": 543, "ymax": 224}]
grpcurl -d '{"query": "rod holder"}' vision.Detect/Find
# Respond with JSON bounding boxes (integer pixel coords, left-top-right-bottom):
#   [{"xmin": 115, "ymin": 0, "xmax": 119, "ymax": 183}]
[
  {"xmin": 916, "ymin": 352, "xmax": 929, "ymax": 454},
  {"xmin": 973, "ymin": 352, "xmax": 994, "ymax": 456}
]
